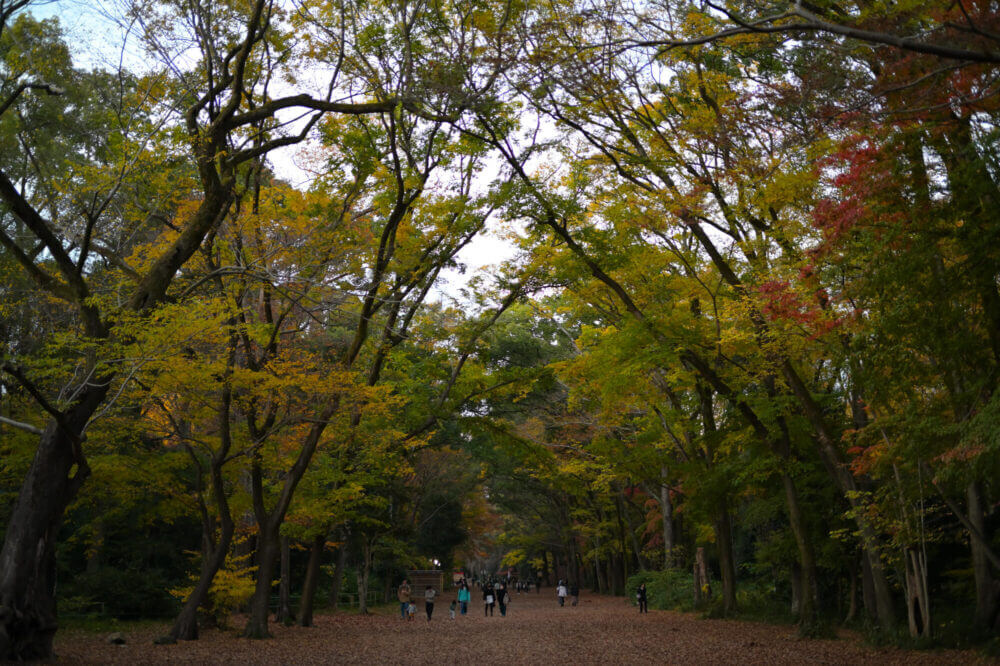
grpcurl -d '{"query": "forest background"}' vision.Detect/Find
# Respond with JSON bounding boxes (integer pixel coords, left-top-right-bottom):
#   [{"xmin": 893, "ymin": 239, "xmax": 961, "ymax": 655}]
[{"xmin": 1, "ymin": 0, "xmax": 999, "ymax": 660}]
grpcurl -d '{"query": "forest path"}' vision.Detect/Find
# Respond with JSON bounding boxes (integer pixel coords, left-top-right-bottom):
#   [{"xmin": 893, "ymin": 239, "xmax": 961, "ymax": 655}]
[{"xmin": 54, "ymin": 589, "xmax": 985, "ymax": 664}]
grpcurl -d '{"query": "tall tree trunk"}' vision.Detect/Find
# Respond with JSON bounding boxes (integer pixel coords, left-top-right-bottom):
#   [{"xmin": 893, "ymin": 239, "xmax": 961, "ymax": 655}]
[
  {"xmin": 693, "ymin": 546, "xmax": 711, "ymax": 607},
  {"xmin": 0, "ymin": 392, "xmax": 104, "ymax": 660},
  {"xmin": 567, "ymin": 537, "xmax": 581, "ymax": 585},
  {"xmin": 329, "ymin": 543, "xmax": 348, "ymax": 610},
  {"xmin": 661, "ymin": 467, "xmax": 674, "ymax": 569},
  {"xmin": 790, "ymin": 562, "xmax": 802, "ymax": 616},
  {"xmin": 277, "ymin": 535, "xmax": 294, "ymax": 625},
  {"xmin": 607, "ymin": 555, "xmax": 618, "ymax": 595},
  {"xmin": 780, "ymin": 471, "xmax": 819, "ymax": 628},
  {"xmin": 968, "ymin": 482, "xmax": 999, "ymax": 631},
  {"xmin": 861, "ymin": 551, "xmax": 877, "ymax": 622},
  {"xmin": 243, "ymin": 521, "xmax": 280, "ymax": 638},
  {"xmin": 614, "ymin": 493, "xmax": 630, "ymax": 584},
  {"xmin": 358, "ymin": 539, "xmax": 372, "ymax": 614},
  {"xmin": 714, "ymin": 508, "xmax": 738, "ymax": 615},
  {"xmin": 903, "ymin": 548, "xmax": 931, "ymax": 639},
  {"xmin": 299, "ymin": 535, "xmax": 325, "ymax": 627},
  {"xmin": 845, "ymin": 556, "xmax": 858, "ymax": 624}
]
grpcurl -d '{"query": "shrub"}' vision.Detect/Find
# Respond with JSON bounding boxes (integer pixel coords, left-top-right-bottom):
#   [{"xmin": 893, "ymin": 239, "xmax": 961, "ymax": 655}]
[{"xmin": 626, "ymin": 569, "xmax": 710, "ymax": 612}]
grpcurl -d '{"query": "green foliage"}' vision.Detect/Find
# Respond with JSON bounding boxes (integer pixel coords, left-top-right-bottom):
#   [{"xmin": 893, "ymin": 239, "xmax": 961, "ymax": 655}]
[{"xmin": 626, "ymin": 570, "xmax": 704, "ymax": 613}]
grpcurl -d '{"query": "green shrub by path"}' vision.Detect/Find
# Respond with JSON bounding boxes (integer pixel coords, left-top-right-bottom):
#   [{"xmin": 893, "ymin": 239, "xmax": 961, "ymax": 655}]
[
  {"xmin": 626, "ymin": 570, "xmax": 798, "ymax": 625},
  {"xmin": 626, "ymin": 570, "xmax": 711, "ymax": 612}
]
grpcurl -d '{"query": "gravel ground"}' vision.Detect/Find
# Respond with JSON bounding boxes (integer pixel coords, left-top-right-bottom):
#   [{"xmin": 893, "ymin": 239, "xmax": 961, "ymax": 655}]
[{"xmin": 52, "ymin": 590, "xmax": 990, "ymax": 664}]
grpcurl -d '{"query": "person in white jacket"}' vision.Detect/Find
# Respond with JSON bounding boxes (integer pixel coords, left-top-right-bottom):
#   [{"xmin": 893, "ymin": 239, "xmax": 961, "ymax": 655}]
[{"xmin": 556, "ymin": 580, "xmax": 568, "ymax": 607}]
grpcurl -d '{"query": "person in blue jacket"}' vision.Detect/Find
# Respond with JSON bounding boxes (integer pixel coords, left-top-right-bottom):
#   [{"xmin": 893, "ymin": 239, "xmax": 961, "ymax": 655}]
[{"xmin": 457, "ymin": 581, "xmax": 471, "ymax": 615}]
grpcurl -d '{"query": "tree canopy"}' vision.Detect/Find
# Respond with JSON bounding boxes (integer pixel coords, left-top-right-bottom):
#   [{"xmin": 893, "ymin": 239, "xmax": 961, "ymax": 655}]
[{"xmin": 2, "ymin": 0, "xmax": 999, "ymax": 658}]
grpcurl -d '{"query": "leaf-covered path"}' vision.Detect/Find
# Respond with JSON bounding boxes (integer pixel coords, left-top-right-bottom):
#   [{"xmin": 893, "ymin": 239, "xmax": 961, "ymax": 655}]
[{"xmin": 54, "ymin": 591, "xmax": 984, "ymax": 664}]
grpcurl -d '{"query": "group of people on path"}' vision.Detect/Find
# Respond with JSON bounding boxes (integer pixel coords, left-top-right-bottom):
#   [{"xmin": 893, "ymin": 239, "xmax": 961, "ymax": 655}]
[
  {"xmin": 396, "ymin": 576, "xmax": 650, "ymax": 622},
  {"xmin": 397, "ymin": 579, "xmax": 439, "ymax": 621},
  {"xmin": 554, "ymin": 580, "xmax": 580, "ymax": 607},
  {"xmin": 396, "ymin": 577, "xmax": 513, "ymax": 621},
  {"xmin": 478, "ymin": 579, "xmax": 512, "ymax": 617}
]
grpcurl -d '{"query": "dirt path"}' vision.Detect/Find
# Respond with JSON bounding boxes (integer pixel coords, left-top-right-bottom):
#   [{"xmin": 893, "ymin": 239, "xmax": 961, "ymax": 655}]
[{"xmin": 54, "ymin": 590, "xmax": 987, "ymax": 664}]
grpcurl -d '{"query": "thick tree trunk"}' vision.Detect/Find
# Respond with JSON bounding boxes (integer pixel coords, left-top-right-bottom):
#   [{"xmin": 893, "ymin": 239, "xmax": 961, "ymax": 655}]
[
  {"xmin": 277, "ymin": 535, "xmax": 294, "ymax": 625},
  {"xmin": 861, "ymin": 551, "xmax": 877, "ymax": 621},
  {"xmin": 0, "ymin": 393, "xmax": 104, "ymax": 660},
  {"xmin": 243, "ymin": 524, "xmax": 280, "ymax": 638},
  {"xmin": 714, "ymin": 509, "xmax": 738, "ymax": 615},
  {"xmin": 567, "ymin": 537, "xmax": 581, "ymax": 586},
  {"xmin": 790, "ymin": 563, "xmax": 802, "ymax": 616},
  {"xmin": 780, "ymin": 471, "xmax": 819, "ymax": 627},
  {"xmin": 299, "ymin": 535, "xmax": 325, "ymax": 627},
  {"xmin": 610, "ymin": 552, "xmax": 625, "ymax": 595},
  {"xmin": 968, "ymin": 482, "xmax": 999, "ymax": 631}
]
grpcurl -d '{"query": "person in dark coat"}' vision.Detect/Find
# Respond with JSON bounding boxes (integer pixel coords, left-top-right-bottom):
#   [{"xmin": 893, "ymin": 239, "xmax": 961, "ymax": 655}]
[
  {"xmin": 498, "ymin": 582, "xmax": 509, "ymax": 617},
  {"xmin": 483, "ymin": 584, "xmax": 495, "ymax": 616},
  {"xmin": 636, "ymin": 582, "xmax": 648, "ymax": 613}
]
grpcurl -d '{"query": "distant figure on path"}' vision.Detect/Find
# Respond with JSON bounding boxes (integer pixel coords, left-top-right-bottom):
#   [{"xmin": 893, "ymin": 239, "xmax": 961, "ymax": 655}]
[
  {"xmin": 498, "ymin": 582, "xmax": 509, "ymax": 617},
  {"xmin": 398, "ymin": 579, "xmax": 412, "ymax": 619},
  {"xmin": 556, "ymin": 580, "xmax": 568, "ymax": 607},
  {"xmin": 637, "ymin": 583, "xmax": 648, "ymax": 613},
  {"xmin": 424, "ymin": 585, "xmax": 436, "ymax": 621},
  {"xmin": 458, "ymin": 581, "xmax": 470, "ymax": 615},
  {"xmin": 570, "ymin": 583, "xmax": 579, "ymax": 607},
  {"xmin": 484, "ymin": 585, "xmax": 495, "ymax": 616}
]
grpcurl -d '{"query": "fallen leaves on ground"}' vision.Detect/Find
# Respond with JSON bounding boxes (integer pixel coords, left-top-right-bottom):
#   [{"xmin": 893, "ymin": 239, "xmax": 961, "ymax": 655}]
[{"xmin": 53, "ymin": 591, "xmax": 988, "ymax": 664}]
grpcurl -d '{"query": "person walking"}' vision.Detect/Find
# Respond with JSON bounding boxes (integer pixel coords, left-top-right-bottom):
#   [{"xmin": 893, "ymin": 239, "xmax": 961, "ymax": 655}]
[
  {"xmin": 637, "ymin": 582, "xmax": 648, "ymax": 613},
  {"xmin": 498, "ymin": 582, "xmax": 509, "ymax": 617},
  {"xmin": 458, "ymin": 581, "xmax": 470, "ymax": 615},
  {"xmin": 424, "ymin": 585, "xmax": 437, "ymax": 621},
  {"xmin": 556, "ymin": 580, "xmax": 568, "ymax": 607},
  {"xmin": 398, "ymin": 579, "xmax": 412, "ymax": 620},
  {"xmin": 483, "ymin": 584, "xmax": 495, "ymax": 616}
]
